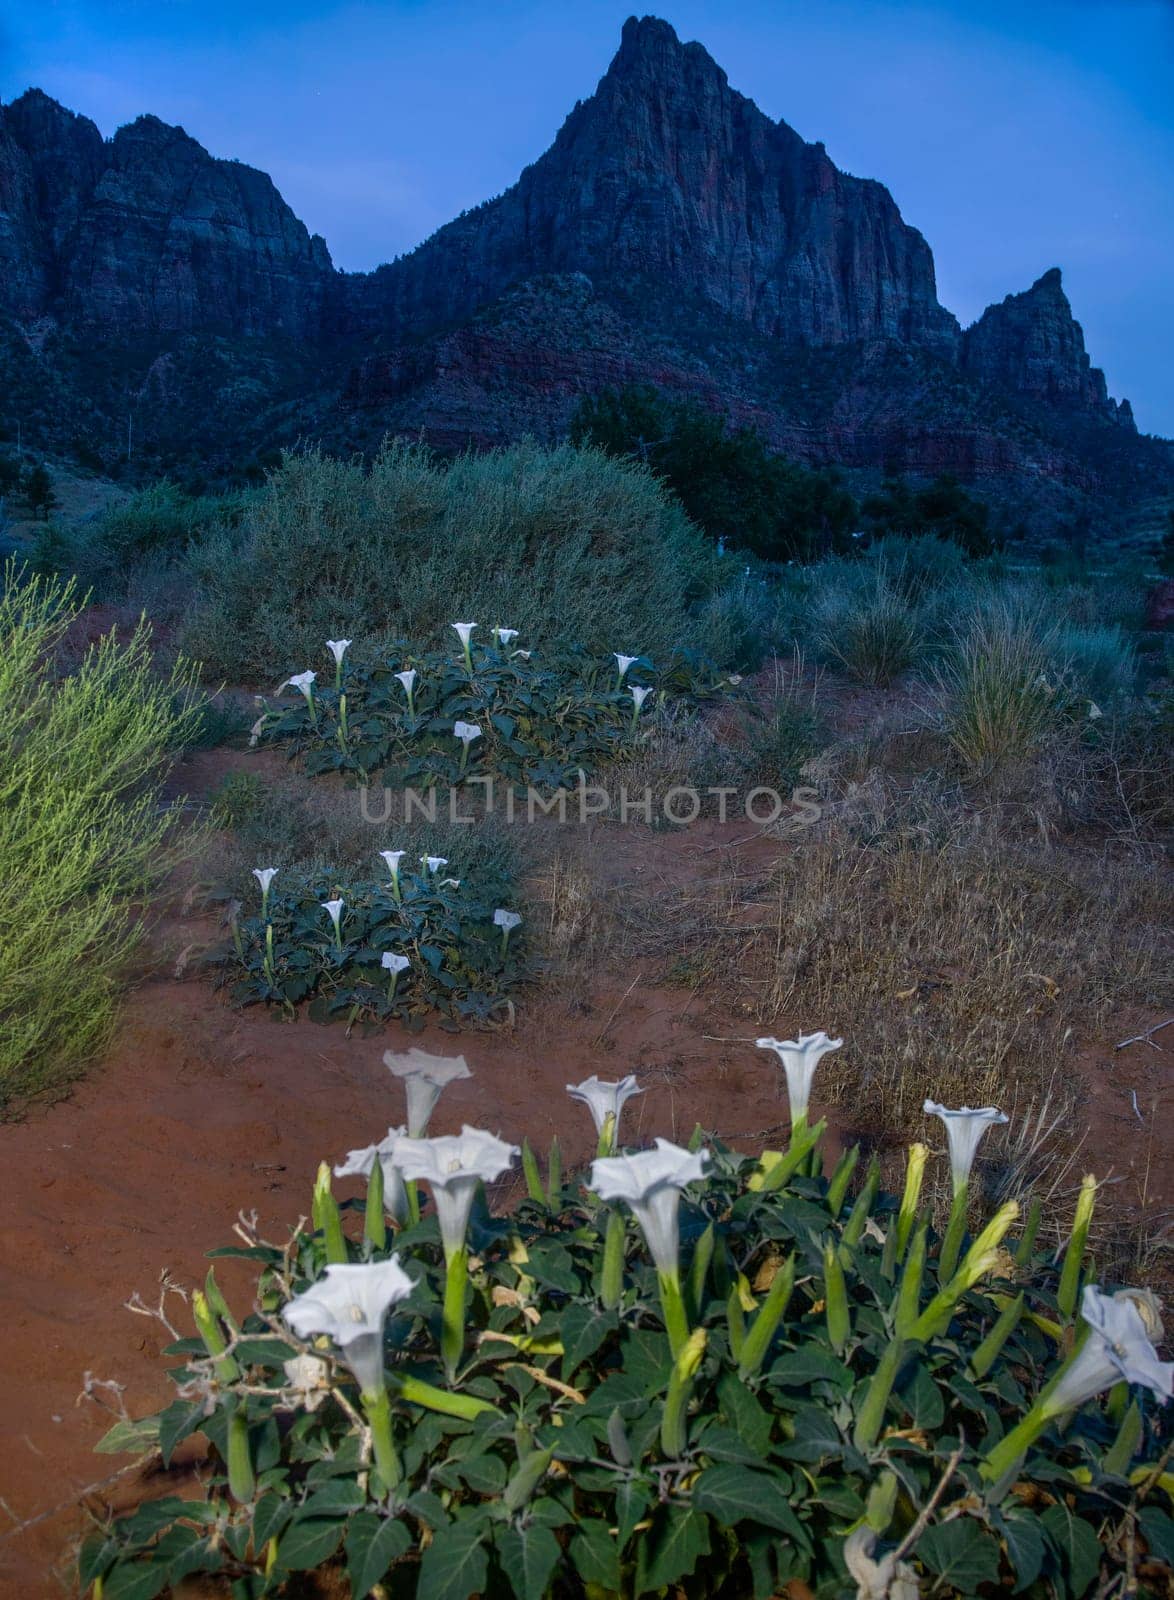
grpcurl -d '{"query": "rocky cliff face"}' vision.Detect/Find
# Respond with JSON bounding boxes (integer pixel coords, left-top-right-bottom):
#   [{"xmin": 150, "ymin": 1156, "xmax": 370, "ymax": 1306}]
[
  {"xmin": 0, "ymin": 14, "xmax": 1158, "ymax": 523},
  {"xmin": 351, "ymin": 16, "xmax": 960, "ymax": 356},
  {"xmin": 962, "ymin": 268, "xmax": 1132, "ymax": 424},
  {"xmin": 0, "ymin": 89, "xmax": 335, "ymax": 338}
]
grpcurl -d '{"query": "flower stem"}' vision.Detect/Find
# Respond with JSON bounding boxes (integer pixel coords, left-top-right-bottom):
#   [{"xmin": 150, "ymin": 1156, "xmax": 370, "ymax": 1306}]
[
  {"xmin": 896, "ymin": 1143, "xmax": 928, "ymax": 1261},
  {"xmin": 441, "ymin": 1247, "xmax": 469, "ymax": 1381},
  {"xmin": 657, "ymin": 1269, "xmax": 691, "ymax": 1358},
  {"xmin": 361, "ymin": 1386, "xmax": 400, "ymax": 1492},
  {"xmin": 969, "ymin": 1291, "xmax": 1024, "ymax": 1381},
  {"xmin": 938, "ymin": 1184, "xmax": 969, "ymax": 1283}
]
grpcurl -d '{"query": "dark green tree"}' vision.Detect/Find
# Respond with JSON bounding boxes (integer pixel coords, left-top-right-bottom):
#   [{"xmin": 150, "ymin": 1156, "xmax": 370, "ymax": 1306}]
[
  {"xmin": 571, "ymin": 385, "xmax": 857, "ymax": 561},
  {"xmin": 21, "ymin": 462, "xmax": 58, "ymax": 522},
  {"xmin": 861, "ymin": 472, "xmax": 993, "ymax": 556},
  {"xmin": 1159, "ymin": 506, "xmax": 1174, "ymax": 576}
]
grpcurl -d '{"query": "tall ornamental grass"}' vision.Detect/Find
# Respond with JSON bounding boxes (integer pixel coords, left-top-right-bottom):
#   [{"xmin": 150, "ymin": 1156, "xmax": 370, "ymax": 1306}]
[
  {"xmin": 183, "ymin": 440, "xmax": 711, "ymax": 680},
  {"xmin": 0, "ymin": 564, "xmax": 205, "ymax": 1109}
]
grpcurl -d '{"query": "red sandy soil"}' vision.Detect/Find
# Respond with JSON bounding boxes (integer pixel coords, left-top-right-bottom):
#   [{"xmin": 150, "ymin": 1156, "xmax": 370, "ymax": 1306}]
[{"xmin": 1, "ymin": 766, "xmax": 1170, "ymax": 1595}]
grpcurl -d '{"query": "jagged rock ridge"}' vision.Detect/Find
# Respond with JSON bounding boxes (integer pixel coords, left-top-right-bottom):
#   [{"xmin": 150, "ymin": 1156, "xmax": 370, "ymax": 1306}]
[{"xmin": 1, "ymin": 15, "xmax": 1164, "ymax": 528}]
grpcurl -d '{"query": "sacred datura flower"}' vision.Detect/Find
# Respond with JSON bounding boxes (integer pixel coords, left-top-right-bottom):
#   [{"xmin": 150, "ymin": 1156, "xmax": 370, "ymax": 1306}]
[
  {"xmin": 756, "ymin": 1032, "xmax": 842, "ymax": 1130},
  {"xmin": 283, "ymin": 1257, "xmax": 414, "ymax": 1396},
  {"xmin": 589, "ymin": 1139, "xmax": 710, "ymax": 1277},
  {"xmin": 384, "ymin": 1047, "xmax": 473, "ymax": 1137},
  {"xmin": 393, "ymin": 1126, "xmax": 519, "ymax": 1258},
  {"xmin": 567, "ymin": 1074, "xmax": 643, "ymax": 1146},
  {"xmin": 923, "ymin": 1100, "xmax": 1008, "ymax": 1194}
]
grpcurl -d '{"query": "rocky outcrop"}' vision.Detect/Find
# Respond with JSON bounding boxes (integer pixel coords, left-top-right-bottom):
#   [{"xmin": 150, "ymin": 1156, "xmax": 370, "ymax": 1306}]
[
  {"xmin": 962, "ymin": 269, "xmax": 1133, "ymax": 426},
  {"xmin": 351, "ymin": 16, "xmax": 960, "ymax": 356},
  {"xmin": 0, "ymin": 15, "xmax": 1159, "ymax": 522},
  {"xmin": 0, "ymin": 91, "xmax": 335, "ymax": 338}
]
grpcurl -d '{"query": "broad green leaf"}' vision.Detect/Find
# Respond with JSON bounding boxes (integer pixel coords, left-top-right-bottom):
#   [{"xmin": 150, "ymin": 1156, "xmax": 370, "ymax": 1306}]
[
  {"xmin": 94, "ymin": 1416, "xmax": 161, "ymax": 1455},
  {"xmin": 1139, "ymin": 1507, "xmax": 1174, "ymax": 1569},
  {"xmin": 496, "ymin": 1522, "xmax": 562, "ymax": 1600},
  {"xmin": 917, "ymin": 1519, "xmax": 1002, "ymax": 1592},
  {"xmin": 1041, "ymin": 1503, "xmax": 1102, "ymax": 1596},
  {"xmin": 417, "ymin": 1518, "xmax": 490, "ymax": 1600},
  {"xmin": 569, "ymin": 1518, "xmax": 620, "ymax": 1590},
  {"xmin": 716, "ymin": 1372, "xmax": 772, "ymax": 1454},
  {"xmin": 276, "ymin": 1517, "xmax": 346, "ymax": 1571},
  {"xmin": 560, "ymin": 1303, "xmax": 617, "ymax": 1381},
  {"xmin": 692, "ymin": 1464, "xmax": 809, "ymax": 1546},
  {"xmin": 770, "ymin": 1346, "xmax": 852, "ymax": 1391},
  {"xmin": 1004, "ymin": 1509, "xmax": 1048, "ymax": 1593},
  {"xmin": 157, "ymin": 1398, "xmax": 206, "ymax": 1467},
  {"xmin": 100, "ymin": 1564, "xmax": 167, "ymax": 1600},
  {"xmin": 615, "ymin": 1478, "xmax": 653, "ymax": 1550},
  {"xmin": 635, "ymin": 1504, "xmax": 711, "ymax": 1595},
  {"xmin": 346, "ymin": 1511, "xmax": 412, "ymax": 1595}
]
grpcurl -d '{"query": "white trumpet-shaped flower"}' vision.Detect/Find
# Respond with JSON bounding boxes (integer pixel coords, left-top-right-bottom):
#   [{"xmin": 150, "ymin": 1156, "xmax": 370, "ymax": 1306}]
[
  {"xmin": 614, "ymin": 654, "xmax": 639, "ymax": 680},
  {"xmin": 629, "ymin": 685, "xmax": 653, "ymax": 715},
  {"xmin": 493, "ymin": 909, "xmax": 522, "ymax": 932},
  {"xmin": 325, "ymin": 638, "xmax": 352, "ymax": 666},
  {"xmin": 394, "ymin": 668, "xmax": 417, "ymax": 699},
  {"xmin": 567, "ymin": 1074, "xmax": 643, "ymax": 1150},
  {"xmin": 589, "ymin": 1139, "xmax": 710, "ymax": 1277},
  {"xmin": 512, "ymin": 649, "xmax": 532, "ymax": 661},
  {"xmin": 453, "ymin": 720, "xmax": 482, "ymax": 745},
  {"xmin": 252, "ymin": 866, "xmax": 278, "ymax": 911},
  {"xmin": 451, "ymin": 622, "xmax": 477, "ymax": 648},
  {"xmin": 494, "ymin": 627, "xmax": 519, "ymax": 646},
  {"xmin": 756, "ymin": 1032, "xmax": 842, "ymax": 1130},
  {"xmin": 421, "ymin": 855, "xmax": 448, "ymax": 875},
  {"xmin": 278, "ymin": 669, "xmax": 317, "ymax": 703},
  {"xmin": 384, "ymin": 1047, "xmax": 473, "ymax": 1137},
  {"xmin": 381, "ymin": 951, "xmax": 410, "ymax": 975},
  {"xmin": 923, "ymin": 1100, "xmax": 1008, "ymax": 1194},
  {"xmin": 334, "ymin": 1127, "xmax": 409, "ymax": 1226},
  {"xmin": 283, "ymin": 1257, "xmax": 414, "ymax": 1395},
  {"xmin": 378, "ymin": 849, "xmax": 405, "ymax": 880},
  {"xmin": 394, "ymin": 1126, "xmax": 519, "ymax": 1258},
  {"xmin": 1047, "ymin": 1285, "xmax": 1173, "ymax": 1413},
  {"xmin": 322, "ymin": 898, "xmax": 346, "ymax": 940}
]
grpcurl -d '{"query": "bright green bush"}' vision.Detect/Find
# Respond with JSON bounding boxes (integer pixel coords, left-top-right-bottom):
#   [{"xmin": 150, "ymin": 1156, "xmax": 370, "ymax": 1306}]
[
  {"xmin": 0, "ymin": 563, "xmax": 205, "ymax": 1108},
  {"xmin": 84, "ymin": 1051, "xmax": 1172, "ymax": 1598},
  {"xmin": 183, "ymin": 440, "xmax": 712, "ymax": 680}
]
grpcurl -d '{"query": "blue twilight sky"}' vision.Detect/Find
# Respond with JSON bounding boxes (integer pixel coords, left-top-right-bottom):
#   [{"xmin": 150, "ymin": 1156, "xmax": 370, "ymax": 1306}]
[{"xmin": 2, "ymin": 0, "xmax": 1172, "ymax": 435}]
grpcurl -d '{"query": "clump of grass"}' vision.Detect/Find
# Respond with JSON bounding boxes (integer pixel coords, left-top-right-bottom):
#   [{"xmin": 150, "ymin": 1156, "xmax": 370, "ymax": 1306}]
[
  {"xmin": 0, "ymin": 563, "xmax": 206, "ymax": 1110},
  {"xmin": 936, "ymin": 603, "xmax": 1065, "ymax": 775},
  {"xmin": 737, "ymin": 654, "xmax": 824, "ymax": 791},
  {"xmin": 809, "ymin": 564, "xmax": 923, "ymax": 686},
  {"xmin": 749, "ymin": 799, "xmax": 1171, "ymax": 1134}
]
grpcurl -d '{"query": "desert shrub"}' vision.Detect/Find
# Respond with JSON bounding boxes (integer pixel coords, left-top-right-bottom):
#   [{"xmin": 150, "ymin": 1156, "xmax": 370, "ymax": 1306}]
[
  {"xmin": 183, "ymin": 440, "xmax": 712, "ymax": 680},
  {"xmin": 84, "ymin": 1059, "xmax": 1172, "ymax": 1598},
  {"xmin": 210, "ymin": 859, "xmax": 525, "ymax": 1027},
  {"xmin": 861, "ymin": 472, "xmax": 994, "ymax": 556},
  {"xmin": 250, "ymin": 633, "xmax": 742, "ymax": 787},
  {"xmin": 736, "ymin": 655, "xmax": 824, "ymax": 792},
  {"xmin": 1050, "ymin": 621, "xmax": 1138, "ymax": 704},
  {"xmin": 808, "ymin": 563, "xmax": 924, "ymax": 686},
  {"xmin": 688, "ymin": 571, "xmax": 778, "ymax": 672},
  {"xmin": 32, "ymin": 481, "xmax": 249, "ymax": 599},
  {"xmin": 0, "ymin": 563, "xmax": 205, "ymax": 1109}
]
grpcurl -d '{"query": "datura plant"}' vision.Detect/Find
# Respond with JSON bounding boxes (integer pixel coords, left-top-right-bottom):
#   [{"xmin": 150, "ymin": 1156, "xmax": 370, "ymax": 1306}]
[
  {"xmin": 83, "ymin": 1041, "xmax": 1171, "ymax": 1600},
  {"xmin": 210, "ymin": 857, "xmax": 526, "ymax": 1027},
  {"xmin": 250, "ymin": 632, "xmax": 742, "ymax": 788}
]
